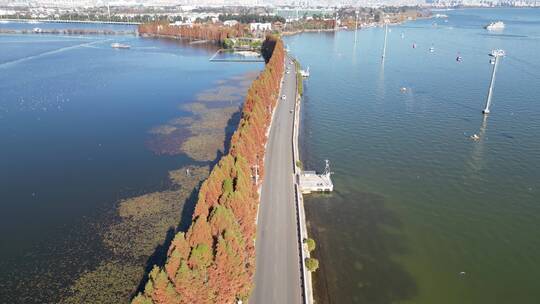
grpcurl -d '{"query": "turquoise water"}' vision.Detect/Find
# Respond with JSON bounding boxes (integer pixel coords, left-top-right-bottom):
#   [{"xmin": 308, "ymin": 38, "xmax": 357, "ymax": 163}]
[
  {"xmin": 285, "ymin": 8, "xmax": 540, "ymax": 304},
  {"xmin": 0, "ymin": 24, "xmax": 261, "ymax": 302}
]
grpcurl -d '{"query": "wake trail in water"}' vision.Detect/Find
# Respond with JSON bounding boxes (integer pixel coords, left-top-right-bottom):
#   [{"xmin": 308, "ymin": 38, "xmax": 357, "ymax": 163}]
[{"xmin": 0, "ymin": 39, "xmax": 108, "ymax": 68}]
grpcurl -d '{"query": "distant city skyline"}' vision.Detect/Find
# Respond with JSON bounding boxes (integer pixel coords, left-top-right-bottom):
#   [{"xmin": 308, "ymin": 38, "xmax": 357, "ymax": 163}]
[
  {"xmin": 1, "ymin": 0, "xmax": 537, "ymax": 8},
  {"xmin": 0, "ymin": 0, "xmax": 429, "ymax": 8}
]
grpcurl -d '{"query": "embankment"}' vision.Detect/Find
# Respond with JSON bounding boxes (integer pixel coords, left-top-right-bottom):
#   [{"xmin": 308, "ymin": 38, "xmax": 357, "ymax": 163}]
[{"xmin": 132, "ymin": 35, "xmax": 285, "ymax": 304}]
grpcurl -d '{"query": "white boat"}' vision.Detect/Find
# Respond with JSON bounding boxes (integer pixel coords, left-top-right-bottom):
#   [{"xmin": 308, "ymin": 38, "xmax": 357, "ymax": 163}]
[
  {"xmin": 485, "ymin": 21, "xmax": 505, "ymax": 31},
  {"xmin": 111, "ymin": 43, "xmax": 130, "ymax": 49},
  {"xmin": 434, "ymin": 14, "xmax": 448, "ymax": 19}
]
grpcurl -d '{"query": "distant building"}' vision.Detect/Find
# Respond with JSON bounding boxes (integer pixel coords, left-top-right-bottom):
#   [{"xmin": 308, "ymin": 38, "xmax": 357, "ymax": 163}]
[
  {"xmin": 223, "ymin": 20, "xmax": 238, "ymax": 27},
  {"xmin": 249, "ymin": 22, "xmax": 272, "ymax": 32},
  {"xmin": 173, "ymin": 20, "xmax": 193, "ymax": 27}
]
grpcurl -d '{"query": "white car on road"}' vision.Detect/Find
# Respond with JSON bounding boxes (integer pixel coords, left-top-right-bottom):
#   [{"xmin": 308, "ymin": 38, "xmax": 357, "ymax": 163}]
[{"xmin": 282, "ymin": 95, "xmax": 286, "ymax": 100}]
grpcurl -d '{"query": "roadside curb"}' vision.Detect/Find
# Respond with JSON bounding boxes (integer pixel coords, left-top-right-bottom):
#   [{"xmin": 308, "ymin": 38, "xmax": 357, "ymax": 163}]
[{"xmin": 290, "ymin": 55, "xmax": 314, "ymax": 304}]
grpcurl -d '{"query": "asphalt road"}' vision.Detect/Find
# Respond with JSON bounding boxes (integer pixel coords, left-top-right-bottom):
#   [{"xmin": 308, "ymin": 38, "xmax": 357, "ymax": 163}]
[{"xmin": 250, "ymin": 56, "xmax": 302, "ymax": 304}]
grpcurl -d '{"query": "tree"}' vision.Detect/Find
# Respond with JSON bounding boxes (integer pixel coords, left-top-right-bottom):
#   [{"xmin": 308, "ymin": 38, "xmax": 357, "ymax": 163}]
[
  {"xmin": 305, "ymin": 258, "xmax": 319, "ymax": 272},
  {"xmin": 304, "ymin": 238, "xmax": 316, "ymax": 252}
]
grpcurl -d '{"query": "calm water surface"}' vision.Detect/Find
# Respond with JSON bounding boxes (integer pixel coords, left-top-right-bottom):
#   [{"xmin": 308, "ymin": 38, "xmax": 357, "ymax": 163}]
[
  {"xmin": 0, "ymin": 22, "xmax": 261, "ymax": 302},
  {"xmin": 286, "ymin": 8, "xmax": 540, "ymax": 304}
]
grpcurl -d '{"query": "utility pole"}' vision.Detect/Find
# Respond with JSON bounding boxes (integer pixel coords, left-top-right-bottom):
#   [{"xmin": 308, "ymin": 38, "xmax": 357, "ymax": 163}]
[
  {"xmin": 482, "ymin": 49, "xmax": 505, "ymax": 114},
  {"xmin": 253, "ymin": 157, "xmax": 259, "ymax": 185},
  {"xmin": 381, "ymin": 21, "xmax": 388, "ymax": 60}
]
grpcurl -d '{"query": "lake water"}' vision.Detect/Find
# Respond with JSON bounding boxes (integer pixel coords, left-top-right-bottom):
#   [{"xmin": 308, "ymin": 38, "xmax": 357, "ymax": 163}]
[
  {"xmin": 285, "ymin": 8, "xmax": 540, "ymax": 304},
  {"xmin": 0, "ymin": 22, "xmax": 261, "ymax": 302}
]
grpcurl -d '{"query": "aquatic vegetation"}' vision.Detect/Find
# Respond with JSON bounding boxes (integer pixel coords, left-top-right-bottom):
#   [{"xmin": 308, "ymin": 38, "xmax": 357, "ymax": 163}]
[
  {"xmin": 61, "ymin": 262, "xmax": 143, "ymax": 304},
  {"xmin": 181, "ymin": 104, "xmax": 239, "ymax": 162},
  {"xmin": 147, "ymin": 73, "xmax": 256, "ymax": 162},
  {"xmin": 62, "ymin": 166, "xmax": 209, "ymax": 303}
]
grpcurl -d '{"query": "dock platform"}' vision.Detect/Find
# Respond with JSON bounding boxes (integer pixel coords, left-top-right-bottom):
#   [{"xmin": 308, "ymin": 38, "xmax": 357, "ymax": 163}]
[{"xmin": 298, "ymin": 160, "xmax": 333, "ymax": 193}]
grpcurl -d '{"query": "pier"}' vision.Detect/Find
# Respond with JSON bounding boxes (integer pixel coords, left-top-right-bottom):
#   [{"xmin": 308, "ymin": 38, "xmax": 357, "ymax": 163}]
[
  {"xmin": 299, "ymin": 160, "xmax": 334, "ymax": 193},
  {"xmin": 209, "ymin": 49, "xmax": 265, "ymax": 62},
  {"xmin": 299, "ymin": 67, "xmax": 310, "ymax": 77}
]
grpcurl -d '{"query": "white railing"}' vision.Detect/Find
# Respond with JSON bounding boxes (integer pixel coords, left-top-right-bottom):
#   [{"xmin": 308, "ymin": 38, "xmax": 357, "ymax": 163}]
[{"xmin": 290, "ymin": 55, "xmax": 314, "ymax": 304}]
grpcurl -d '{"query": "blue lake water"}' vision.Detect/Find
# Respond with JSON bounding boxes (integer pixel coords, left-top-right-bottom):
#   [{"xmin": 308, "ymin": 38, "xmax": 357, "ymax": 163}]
[
  {"xmin": 0, "ymin": 22, "xmax": 261, "ymax": 302},
  {"xmin": 286, "ymin": 8, "xmax": 540, "ymax": 304}
]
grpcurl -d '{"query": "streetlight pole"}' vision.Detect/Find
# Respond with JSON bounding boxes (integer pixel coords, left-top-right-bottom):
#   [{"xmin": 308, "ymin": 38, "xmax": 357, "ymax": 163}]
[
  {"xmin": 381, "ymin": 21, "xmax": 388, "ymax": 60},
  {"xmin": 483, "ymin": 49, "xmax": 505, "ymax": 114}
]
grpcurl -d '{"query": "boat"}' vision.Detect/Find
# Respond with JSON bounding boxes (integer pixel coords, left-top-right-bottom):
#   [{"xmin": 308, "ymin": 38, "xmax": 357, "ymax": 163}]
[
  {"xmin": 485, "ymin": 21, "xmax": 505, "ymax": 31},
  {"xmin": 456, "ymin": 56, "xmax": 463, "ymax": 62},
  {"xmin": 412, "ymin": 43, "xmax": 417, "ymax": 49},
  {"xmin": 111, "ymin": 43, "xmax": 130, "ymax": 49},
  {"xmin": 434, "ymin": 14, "xmax": 449, "ymax": 19},
  {"xmin": 429, "ymin": 46, "xmax": 435, "ymax": 53}
]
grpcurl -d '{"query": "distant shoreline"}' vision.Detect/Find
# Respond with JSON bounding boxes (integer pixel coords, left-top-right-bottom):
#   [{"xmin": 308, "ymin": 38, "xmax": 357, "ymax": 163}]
[{"xmin": 0, "ymin": 18, "xmax": 140, "ymax": 25}]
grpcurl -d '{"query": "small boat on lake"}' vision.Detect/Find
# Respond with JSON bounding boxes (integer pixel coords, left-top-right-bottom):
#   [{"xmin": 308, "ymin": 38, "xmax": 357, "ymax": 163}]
[
  {"xmin": 485, "ymin": 21, "xmax": 505, "ymax": 31},
  {"xmin": 111, "ymin": 43, "xmax": 130, "ymax": 49}
]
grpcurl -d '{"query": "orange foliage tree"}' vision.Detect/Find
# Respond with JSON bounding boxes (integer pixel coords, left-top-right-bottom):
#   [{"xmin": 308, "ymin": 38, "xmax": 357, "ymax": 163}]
[
  {"xmin": 138, "ymin": 21, "xmax": 248, "ymax": 45},
  {"xmin": 132, "ymin": 35, "xmax": 285, "ymax": 304}
]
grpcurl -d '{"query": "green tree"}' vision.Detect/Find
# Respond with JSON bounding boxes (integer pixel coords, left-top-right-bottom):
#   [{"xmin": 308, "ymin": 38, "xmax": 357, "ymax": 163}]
[
  {"xmin": 305, "ymin": 258, "xmax": 319, "ymax": 272},
  {"xmin": 304, "ymin": 238, "xmax": 316, "ymax": 252}
]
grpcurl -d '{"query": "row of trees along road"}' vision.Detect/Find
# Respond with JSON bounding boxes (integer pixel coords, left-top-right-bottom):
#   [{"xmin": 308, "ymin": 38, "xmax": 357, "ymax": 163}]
[
  {"xmin": 132, "ymin": 35, "xmax": 285, "ymax": 304},
  {"xmin": 138, "ymin": 21, "xmax": 249, "ymax": 45}
]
